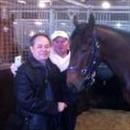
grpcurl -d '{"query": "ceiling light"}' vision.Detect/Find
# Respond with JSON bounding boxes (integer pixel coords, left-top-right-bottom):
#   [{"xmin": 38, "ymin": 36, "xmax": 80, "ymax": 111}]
[
  {"xmin": 101, "ymin": 1, "xmax": 111, "ymax": 9},
  {"xmin": 38, "ymin": 0, "xmax": 48, "ymax": 8},
  {"xmin": 38, "ymin": 3, "xmax": 46, "ymax": 8},
  {"xmin": 116, "ymin": 23, "xmax": 122, "ymax": 28},
  {"xmin": 80, "ymin": 0, "xmax": 85, "ymax": 2},
  {"xmin": 34, "ymin": 21, "xmax": 43, "ymax": 26},
  {"xmin": 60, "ymin": 23, "xmax": 66, "ymax": 26},
  {"xmin": 17, "ymin": 0, "xmax": 26, "ymax": 4}
]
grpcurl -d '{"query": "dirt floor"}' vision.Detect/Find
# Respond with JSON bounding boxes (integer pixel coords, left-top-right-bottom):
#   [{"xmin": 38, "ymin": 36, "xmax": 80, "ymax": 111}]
[{"xmin": 75, "ymin": 109, "xmax": 130, "ymax": 130}]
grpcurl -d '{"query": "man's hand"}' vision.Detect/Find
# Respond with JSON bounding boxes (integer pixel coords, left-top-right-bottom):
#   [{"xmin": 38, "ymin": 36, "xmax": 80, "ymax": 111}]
[{"xmin": 58, "ymin": 102, "xmax": 67, "ymax": 112}]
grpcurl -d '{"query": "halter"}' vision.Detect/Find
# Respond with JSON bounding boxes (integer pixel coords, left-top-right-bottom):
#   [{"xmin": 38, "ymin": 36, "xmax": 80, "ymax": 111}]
[
  {"xmin": 68, "ymin": 32, "xmax": 101, "ymax": 88},
  {"xmin": 83, "ymin": 33, "xmax": 100, "ymax": 87}
]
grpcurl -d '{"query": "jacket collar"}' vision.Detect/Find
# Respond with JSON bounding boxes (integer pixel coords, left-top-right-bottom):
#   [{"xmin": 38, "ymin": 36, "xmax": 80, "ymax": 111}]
[{"xmin": 27, "ymin": 53, "xmax": 47, "ymax": 68}]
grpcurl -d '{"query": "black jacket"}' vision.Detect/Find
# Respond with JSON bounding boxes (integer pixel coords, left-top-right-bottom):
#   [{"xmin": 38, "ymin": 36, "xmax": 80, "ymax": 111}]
[{"xmin": 15, "ymin": 54, "xmax": 71, "ymax": 116}]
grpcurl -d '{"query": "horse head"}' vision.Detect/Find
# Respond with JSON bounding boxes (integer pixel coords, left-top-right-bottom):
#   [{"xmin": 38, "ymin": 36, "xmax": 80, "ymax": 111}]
[{"xmin": 67, "ymin": 14, "xmax": 99, "ymax": 92}]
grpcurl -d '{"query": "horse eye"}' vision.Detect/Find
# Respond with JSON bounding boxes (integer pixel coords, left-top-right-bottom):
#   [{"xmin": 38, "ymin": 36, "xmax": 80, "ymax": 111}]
[{"xmin": 81, "ymin": 69, "xmax": 87, "ymax": 77}]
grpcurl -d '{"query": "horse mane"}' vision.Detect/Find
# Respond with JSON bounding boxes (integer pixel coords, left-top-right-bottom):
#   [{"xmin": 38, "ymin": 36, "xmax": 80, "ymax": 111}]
[
  {"xmin": 96, "ymin": 24, "xmax": 130, "ymax": 39},
  {"xmin": 73, "ymin": 22, "xmax": 130, "ymax": 40}
]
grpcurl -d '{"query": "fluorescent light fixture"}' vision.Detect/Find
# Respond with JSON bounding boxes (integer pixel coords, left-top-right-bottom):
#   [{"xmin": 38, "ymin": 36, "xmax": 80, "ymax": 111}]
[
  {"xmin": 34, "ymin": 21, "xmax": 43, "ymax": 26},
  {"xmin": 80, "ymin": 0, "xmax": 85, "ymax": 2},
  {"xmin": 38, "ymin": 0, "xmax": 47, "ymax": 8},
  {"xmin": 60, "ymin": 23, "xmax": 66, "ymax": 26},
  {"xmin": 17, "ymin": 0, "xmax": 26, "ymax": 4},
  {"xmin": 101, "ymin": 1, "xmax": 111, "ymax": 9},
  {"xmin": 116, "ymin": 23, "xmax": 122, "ymax": 28}
]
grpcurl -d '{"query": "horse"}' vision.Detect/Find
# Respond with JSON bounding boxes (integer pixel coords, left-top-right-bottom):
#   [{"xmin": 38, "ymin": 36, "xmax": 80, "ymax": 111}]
[{"xmin": 67, "ymin": 14, "xmax": 130, "ymax": 105}]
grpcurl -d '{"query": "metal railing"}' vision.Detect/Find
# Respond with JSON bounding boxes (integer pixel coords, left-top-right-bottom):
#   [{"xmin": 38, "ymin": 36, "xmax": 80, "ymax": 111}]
[{"xmin": 0, "ymin": 4, "xmax": 130, "ymax": 63}]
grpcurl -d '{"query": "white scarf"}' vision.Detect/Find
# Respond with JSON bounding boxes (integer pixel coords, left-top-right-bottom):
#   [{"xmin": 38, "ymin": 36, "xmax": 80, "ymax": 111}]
[{"xmin": 49, "ymin": 48, "xmax": 70, "ymax": 72}]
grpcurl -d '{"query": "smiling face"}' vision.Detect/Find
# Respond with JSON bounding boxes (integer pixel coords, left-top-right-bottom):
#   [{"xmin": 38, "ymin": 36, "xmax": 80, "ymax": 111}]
[
  {"xmin": 52, "ymin": 37, "xmax": 70, "ymax": 57},
  {"xmin": 30, "ymin": 35, "xmax": 51, "ymax": 62}
]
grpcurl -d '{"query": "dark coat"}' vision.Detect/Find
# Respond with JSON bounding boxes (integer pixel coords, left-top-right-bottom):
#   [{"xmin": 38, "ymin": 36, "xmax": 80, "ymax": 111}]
[
  {"xmin": 57, "ymin": 70, "xmax": 77, "ymax": 130},
  {"xmin": 14, "ymin": 54, "xmax": 72, "ymax": 130}
]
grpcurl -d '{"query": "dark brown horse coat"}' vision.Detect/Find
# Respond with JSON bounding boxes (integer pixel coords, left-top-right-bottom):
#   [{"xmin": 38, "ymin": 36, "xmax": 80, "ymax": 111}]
[{"xmin": 67, "ymin": 14, "xmax": 130, "ymax": 104}]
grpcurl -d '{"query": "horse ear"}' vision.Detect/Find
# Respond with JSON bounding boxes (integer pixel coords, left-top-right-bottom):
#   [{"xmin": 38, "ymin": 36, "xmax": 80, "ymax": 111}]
[
  {"xmin": 88, "ymin": 13, "xmax": 95, "ymax": 28},
  {"xmin": 73, "ymin": 15, "xmax": 78, "ymax": 27}
]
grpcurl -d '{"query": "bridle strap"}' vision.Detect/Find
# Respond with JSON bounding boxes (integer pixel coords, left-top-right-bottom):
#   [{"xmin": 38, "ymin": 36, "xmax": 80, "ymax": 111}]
[
  {"xmin": 68, "ymin": 32, "xmax": 101, "ymax": 88},
  {"xmin": 82, "ymin": 33, "xmax": 100, "ymax": 87}
]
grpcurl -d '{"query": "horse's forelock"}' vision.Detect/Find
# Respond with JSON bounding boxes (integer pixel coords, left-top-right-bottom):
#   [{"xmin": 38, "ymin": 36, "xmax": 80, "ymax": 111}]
[{"xmin": 71, "ymin": 23, "xmax": 92, "ymax": 44}]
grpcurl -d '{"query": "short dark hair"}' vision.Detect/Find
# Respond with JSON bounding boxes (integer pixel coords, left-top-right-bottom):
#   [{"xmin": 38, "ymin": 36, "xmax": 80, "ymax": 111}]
[{"xmin": 30, "ymin": 33, "xmax": 51, "ymax": 46}]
